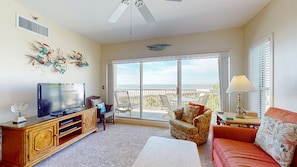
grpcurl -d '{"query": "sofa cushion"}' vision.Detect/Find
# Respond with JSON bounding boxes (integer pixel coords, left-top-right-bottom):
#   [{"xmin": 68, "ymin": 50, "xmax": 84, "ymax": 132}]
[
  {"xmin": 214, "ymin": 138, "xmax": 279, "ymax": 167},
  {"xmin": 181, "ymin": 105, "xmax": 200, "ymax": 124},
  {"xmin": 254, "ymin": 114, "xmax": 297, "ymax": 167}
]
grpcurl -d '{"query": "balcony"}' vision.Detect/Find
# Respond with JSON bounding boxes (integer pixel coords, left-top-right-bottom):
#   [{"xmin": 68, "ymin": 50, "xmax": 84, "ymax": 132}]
[{"xmin": 115, "ymin": 87, "xmax": 220, "ymax": 121}]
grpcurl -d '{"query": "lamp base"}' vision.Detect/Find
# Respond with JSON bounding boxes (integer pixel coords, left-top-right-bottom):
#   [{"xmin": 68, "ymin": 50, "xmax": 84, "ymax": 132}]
[
  {"xmin": 236, "ymin": 105, "xmax": 246, "ymax": 119},
  {"xmin": 13, "ymin": 116, "xmax": 27, "ymax": 124},
  {"xmin": 236, "ymin": 113, "xmax": 245, "ymax": 119}
]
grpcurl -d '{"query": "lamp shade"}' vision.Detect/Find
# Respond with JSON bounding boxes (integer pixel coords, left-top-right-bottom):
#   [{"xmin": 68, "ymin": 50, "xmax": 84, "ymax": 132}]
[{"xmin": 226, "ymin": 75, "xmax": 256, "ymax": 93}]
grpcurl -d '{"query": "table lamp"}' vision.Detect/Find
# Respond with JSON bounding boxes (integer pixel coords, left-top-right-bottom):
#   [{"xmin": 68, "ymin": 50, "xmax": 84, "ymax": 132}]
[
  {"xmin": 226, "ymin": 75, "xmax": 256, "ymax": 118},
  {"xmin": 11, "ymin": 101, "xmax": 29, "ymax": 124}
]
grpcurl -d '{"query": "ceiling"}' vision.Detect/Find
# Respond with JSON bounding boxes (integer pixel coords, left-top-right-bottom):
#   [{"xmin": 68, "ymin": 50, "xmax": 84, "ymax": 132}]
[{"xmin": 14, "ymin": 0, "xmax": 271, "ymax": 44}]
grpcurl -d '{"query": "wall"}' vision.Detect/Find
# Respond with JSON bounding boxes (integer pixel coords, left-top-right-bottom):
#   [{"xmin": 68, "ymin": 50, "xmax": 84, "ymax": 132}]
[
  {"xmin": 0, "ymin": 0, "xmax": 101, "ymax": 123},
  {"xmin": 244, "ymin": 0, "xmax": 297, "ymax": 112},
  {"xmin": 101, "ymin": 28, "xmax": 244, "ymax": 111}
]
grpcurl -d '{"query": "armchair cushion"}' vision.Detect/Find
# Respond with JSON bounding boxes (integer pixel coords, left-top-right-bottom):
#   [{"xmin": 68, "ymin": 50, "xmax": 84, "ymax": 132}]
[
  {"xmin": 181, "ymin": 105, "xmax": 200, "ymax": 124},
  {"xmin": 169, "ymin": 119, "xmax": 198, "ymax": 135}
]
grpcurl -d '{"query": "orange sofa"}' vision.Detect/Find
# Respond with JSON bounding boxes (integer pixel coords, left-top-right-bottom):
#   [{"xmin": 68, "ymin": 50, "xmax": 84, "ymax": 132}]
[{"xmin": 212, "ymin": 107, "xmax": 297, "ymax": 167}]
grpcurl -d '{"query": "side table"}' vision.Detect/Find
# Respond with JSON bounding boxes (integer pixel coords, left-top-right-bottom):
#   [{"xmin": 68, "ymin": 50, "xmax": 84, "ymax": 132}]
[{"xmin": 216, "ymin": 111, "xmax": 261, "ymax": 128}]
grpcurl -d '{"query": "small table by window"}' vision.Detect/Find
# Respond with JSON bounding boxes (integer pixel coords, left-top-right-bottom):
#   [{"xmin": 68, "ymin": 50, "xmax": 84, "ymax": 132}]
[{"xmin": 216, "ymin": 111, "xmax": 261, "ymax": 128}]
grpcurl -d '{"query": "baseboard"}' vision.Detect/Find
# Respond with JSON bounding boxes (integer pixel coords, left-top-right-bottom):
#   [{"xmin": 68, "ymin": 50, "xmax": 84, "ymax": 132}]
[{"xmin": 115, "ymin": 117, "xmax": 169, "ymax": 128}]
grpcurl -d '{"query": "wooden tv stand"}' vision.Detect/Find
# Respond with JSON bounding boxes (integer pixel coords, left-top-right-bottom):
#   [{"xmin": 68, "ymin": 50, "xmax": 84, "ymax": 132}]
[{"xmin": 0, "ymin": 107, "xmax": 97, "ymax": 167}]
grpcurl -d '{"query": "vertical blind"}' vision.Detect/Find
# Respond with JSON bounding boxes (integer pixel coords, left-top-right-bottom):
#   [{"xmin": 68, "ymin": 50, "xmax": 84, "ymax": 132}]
[{"xmin": 249, "ymin": 35, "xmax": 273, "ymax": 118}]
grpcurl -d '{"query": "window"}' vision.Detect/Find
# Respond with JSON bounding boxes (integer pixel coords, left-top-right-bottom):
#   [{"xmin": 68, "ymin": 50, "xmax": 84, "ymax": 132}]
[{"xmin": 249, "ymin": 34, "xmax": 273, "ymax": 118}]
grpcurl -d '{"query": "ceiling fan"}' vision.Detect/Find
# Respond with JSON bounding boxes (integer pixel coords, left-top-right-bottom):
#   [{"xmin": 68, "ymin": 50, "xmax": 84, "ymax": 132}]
[{"xmin": 108, "ymin": 0, "xmax": 182, "ymax": 26}]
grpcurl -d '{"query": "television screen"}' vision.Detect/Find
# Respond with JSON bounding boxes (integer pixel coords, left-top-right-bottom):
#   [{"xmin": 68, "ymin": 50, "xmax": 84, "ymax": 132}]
[{"xmin": 37, "ymin": 83, "xmax": 85, "ymax": 117}]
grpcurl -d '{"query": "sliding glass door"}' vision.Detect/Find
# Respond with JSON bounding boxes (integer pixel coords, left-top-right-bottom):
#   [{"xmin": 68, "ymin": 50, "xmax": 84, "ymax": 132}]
[
  {"xmin": 115, "ymin": 63, "xmax": 141, "ymax": 118},
  {"xmin": 112, "ymin": 53, "xmax": 226, "ymax": 121},
  {"xmin": 142, "ymin": 61, "xmax": 178, "ymax": 120},
  {"xmin": 180, "ymin": 58, "xmax": 220, "ymax": 110}
]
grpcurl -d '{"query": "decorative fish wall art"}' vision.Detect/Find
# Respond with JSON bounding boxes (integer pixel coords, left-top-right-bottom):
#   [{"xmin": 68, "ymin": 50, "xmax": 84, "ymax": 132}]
[{"xmin": 26, "ymin": 41, "xmax": 89, "ymax": 74}]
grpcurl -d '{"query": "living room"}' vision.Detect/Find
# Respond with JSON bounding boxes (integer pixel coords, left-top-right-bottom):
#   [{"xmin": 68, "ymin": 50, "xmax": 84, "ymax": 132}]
[{"xmin": 1, "ymin": 0, "xmax": 297, "ymax": 166}]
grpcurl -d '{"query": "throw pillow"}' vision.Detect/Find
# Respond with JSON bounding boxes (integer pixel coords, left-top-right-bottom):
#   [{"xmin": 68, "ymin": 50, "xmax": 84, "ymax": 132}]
[
  {"xmin": 90, "ymin": 98, "xmax": 102, "ymax": 107},
  {"xmin": 97, "ymin": 102, "xmax": 106, "ymax": 114},
  {"xmin": 188, "ymin": 102, "xmax": 205, "ymax": 115},
  {"xmin": 254, "ymin": 115, "xmax": 297, "ymax": 167},
  {"xmin": 181, "ymin": 105, "xmax": 200, "ymax": 124},
  {"xmin": 173, "ymin": 109, "xmax": 183, "ymax": 120}
]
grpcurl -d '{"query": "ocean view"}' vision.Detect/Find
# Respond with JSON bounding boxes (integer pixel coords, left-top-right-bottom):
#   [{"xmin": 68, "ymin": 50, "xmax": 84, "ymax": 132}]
[
  {"xmin": 115, "ymin": 84, "xmax": 220, "ymax": 112},
  {"xmin": 117, "ymin": 84, "xmax": 215, "ymax": 90}
]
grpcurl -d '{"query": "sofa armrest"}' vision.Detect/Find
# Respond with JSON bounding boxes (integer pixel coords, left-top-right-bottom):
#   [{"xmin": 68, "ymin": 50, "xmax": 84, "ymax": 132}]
[{"xmin": 212, "ymin": 125, "xmax": 257, "ymax": 143}]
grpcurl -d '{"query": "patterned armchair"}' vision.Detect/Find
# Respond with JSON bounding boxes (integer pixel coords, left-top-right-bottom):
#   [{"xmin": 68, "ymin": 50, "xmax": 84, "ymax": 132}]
[{"xmin": 169, "ymin": 106, "xmax": 212, "ymax": 145}]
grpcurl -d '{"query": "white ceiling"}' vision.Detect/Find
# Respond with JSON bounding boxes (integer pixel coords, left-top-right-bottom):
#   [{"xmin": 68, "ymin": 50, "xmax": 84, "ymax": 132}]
[{"xmin": 14, "ymin": 0, "xmax": 271, "ymax": 44}]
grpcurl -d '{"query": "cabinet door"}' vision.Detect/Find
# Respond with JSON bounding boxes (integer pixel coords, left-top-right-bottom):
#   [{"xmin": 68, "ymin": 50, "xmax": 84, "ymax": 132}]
[
  {"xmin": 28, "ymin": 123, "xmax": 57, "ymax": 161},
  {"xmin": 83, "ymin": 108, "xmax": 97, "ymax": 133}
]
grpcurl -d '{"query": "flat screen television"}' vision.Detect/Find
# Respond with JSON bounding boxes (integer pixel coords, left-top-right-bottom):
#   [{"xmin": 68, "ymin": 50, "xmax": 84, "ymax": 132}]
[{"xmin": 37, "ymin": 83, "xmax": 86, "ymax": 117}]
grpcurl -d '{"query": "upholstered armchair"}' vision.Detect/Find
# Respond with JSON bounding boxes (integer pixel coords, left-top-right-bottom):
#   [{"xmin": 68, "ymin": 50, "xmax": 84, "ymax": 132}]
[
  {"xmin": 169, "ymin": 106, "xmax": 212, "ymax": 145},
  {"xmin": 88, "ymin": 96, "xmax": 114, "ymax": 131}
]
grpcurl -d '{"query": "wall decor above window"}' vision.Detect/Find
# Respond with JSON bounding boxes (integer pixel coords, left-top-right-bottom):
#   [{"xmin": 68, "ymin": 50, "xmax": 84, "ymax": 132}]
[
  {"xmin": 26, "ymin": 41, "xmax": 89, "ymax": 74},
  {"xmin": 147, "ymin": 44, "xmax": 171, "ymax": 51}
]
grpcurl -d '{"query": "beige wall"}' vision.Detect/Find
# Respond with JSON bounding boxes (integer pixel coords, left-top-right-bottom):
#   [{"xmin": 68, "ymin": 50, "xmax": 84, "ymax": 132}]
[
  {"xmin": 0, "ymin": 0, "xmax": 101, "ymax": 123},
  {"xmin": 101, "ymin": 28, "xmax": 244, "ymax": 110},
  {"xmin": 244, "ymin": 0, "xmax": 297, "ymax": 112}
]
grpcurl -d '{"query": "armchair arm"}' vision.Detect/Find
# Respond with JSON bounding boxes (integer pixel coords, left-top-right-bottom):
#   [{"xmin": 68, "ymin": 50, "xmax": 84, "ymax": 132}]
[
  {"xmin": 212, "ymin": 125, "xmax": 257, "ymax": 143},
  {"xmin": 193, "ymin": 109, "xmax": 212, "ymax": 127}
]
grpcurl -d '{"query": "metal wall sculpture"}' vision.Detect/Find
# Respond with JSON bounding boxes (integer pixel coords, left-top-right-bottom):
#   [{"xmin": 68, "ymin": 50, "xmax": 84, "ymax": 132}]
[{"xmin": 26, "ymin": 41, "xmax": 89, "ymax": 74}]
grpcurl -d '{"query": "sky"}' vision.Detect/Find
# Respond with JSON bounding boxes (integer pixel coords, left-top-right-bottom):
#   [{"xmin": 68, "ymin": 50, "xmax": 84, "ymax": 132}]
[{"xmin": 116, "ymin": 58, "xmax": 219, "ymax": 86}]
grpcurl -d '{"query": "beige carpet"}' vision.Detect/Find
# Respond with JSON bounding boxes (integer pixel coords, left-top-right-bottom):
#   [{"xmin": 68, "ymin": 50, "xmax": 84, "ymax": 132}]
[{"xmin": 34, "ymin": 123, "xmax": 214, "ymax": 167}]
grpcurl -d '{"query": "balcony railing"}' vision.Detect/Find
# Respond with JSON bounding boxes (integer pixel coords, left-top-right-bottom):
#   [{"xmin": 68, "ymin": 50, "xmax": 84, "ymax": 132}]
[{"xmin": 116, "ymin": 88, "xmax": 220, "ymax": 112}]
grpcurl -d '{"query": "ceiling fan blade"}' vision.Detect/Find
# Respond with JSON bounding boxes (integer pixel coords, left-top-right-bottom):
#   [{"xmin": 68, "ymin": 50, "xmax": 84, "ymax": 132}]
[
  {"xmin": 135, "ymin": 0, "xmax": 156, "ymax": 26},
  {"xmin": 108, "ymin": 0, "xmax": 130, "ymax": 23}
]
